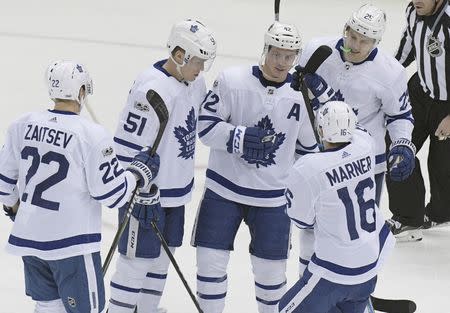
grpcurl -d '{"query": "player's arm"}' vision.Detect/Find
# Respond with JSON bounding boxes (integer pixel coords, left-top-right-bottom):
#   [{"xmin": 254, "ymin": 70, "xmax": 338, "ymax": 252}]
[
  {"xmin": 113, "ymin": 84, "xmax": 161, "ymax": 166},
  {"xmin": 382, "ymin": 69, "xmax": 416, "ymax": 182},
  {"xmin": 383, "ymin": 69, "xmax": 414, "ymax": 141},
  {"xmin": 86, "ymin": 132, "xmax": 158, "ymax": 209},
  {"xmin": 394, "ymin": 3, "xmax": 416, "ymax": 67},
  {"xmin": 197, "ymin": 72, "xmax": 234, "ymax": 149},
  {"xmin": 285, "ymin": 165, "xmax": 316, "ymax": 229},
  {"xmin": 0, "ymin": 123, "xmax": 20, "ymax": 213},
  {"xmin": 295, "ymin": 104, "xmax": 319, "ymax": 158}
]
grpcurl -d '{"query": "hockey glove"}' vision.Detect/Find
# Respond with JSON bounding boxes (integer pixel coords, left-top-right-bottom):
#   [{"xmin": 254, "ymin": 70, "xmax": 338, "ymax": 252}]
[
  {"xmin": 226, "ymin": 126, "xmax": 276, "ymax": 161},
  {"xmin": 291, "ymin": 66, "xmax": 336, "ymax": 110},
  {"xmin": 388, "ymin": 138, "xmax": 416, "ymax": 182},
  {"xmin": 3, "ymin": 205, "xmax": 16, "ymax": 222},
  {"xmin": 131, "ymin": 185, "xmax": 162, "ymax": 229},
  {"xmin": 127, "ymin": 147, "xmax": 160, "ymax": 189}
]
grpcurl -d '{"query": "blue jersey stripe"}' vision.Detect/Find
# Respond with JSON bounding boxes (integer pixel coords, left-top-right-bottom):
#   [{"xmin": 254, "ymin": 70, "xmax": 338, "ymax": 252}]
[
  {"xmin": 113, "ymin": 137, "xmax": 143, "ymax": 151},
  {"xmin": 0, "ymin": 173, "xmax": 17, "ymax": 185},
  {"xmin": 206, "ymin": 169, "xmax": 285, "ymax": 198},
  {"xmin": 93, "ymin": 182, "xmax": 125, "ymax": 201},
  {"xmin": 199, "ymin": 115, "xmax": 223, "ymax": 122},
  {"xmin": 0, "ymin": 190, "xmax": 10, "ymax": 196},
  {"xmin": 311, "ymin": 223, "xmax": 391, "ymax": 276},
  {"xmin": 291, "ymin": 217, "xmax": 314, "ymax": 229},
  {"xmin": 117, "ymin": 154, "xmax": 133, "ymax": 163},
  {"xmin": 375, "ymin": 153, "xmax": 386, "ymax": 164},
  {"xmin": 108, "ymin": 179, "xmax": 128, "ymax": 208},
  {"xmin": 8, "ymin": 233, "xmax": 101, "ymax": 250},
  {"xmin": 198, "ymin": 120, "xmax": 222, "ymax": 138},
  {"xmin": 160, "ymin": 179, "xmax": 194, "ymax": 197}
]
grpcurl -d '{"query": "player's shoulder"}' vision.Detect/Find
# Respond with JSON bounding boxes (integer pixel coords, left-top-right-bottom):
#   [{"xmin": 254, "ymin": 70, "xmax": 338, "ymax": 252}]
[
  {"xmin": 216, "ymin": 65, "xmax": 254, "ymax": 89},
  {"xmin": 72, "ymin": 114, "xmax": 112, "ymax": 144},
  {"xmin": 291, "ymin": 152, "xmax": 322, "ymax": 181}
]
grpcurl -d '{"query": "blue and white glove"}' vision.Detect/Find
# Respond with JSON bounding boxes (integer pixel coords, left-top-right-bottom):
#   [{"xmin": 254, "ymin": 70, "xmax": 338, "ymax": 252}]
[
  {"xmin": 291, "ymin": 66, "xmax": 336, "ymax": 110},
  {"xmin": 226, "ymin": 126, "xmax": 276, "ymax": 161},
  {"xmin": 131, "ymin": 185, "xmax": 162, "ymax": 229},
  {"xmin": 127, "ymin": 147, "xmax": 160, "ymax": 190},
  {"xmin": 388, "ymin": 138, "xmax": 416, "ymax": 182}
]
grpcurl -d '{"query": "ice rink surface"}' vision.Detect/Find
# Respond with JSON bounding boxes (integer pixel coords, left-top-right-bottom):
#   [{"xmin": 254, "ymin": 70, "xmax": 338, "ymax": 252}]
[{"xmin": 0, "ymin": 0, "xmax": 449, "ymax": 312}]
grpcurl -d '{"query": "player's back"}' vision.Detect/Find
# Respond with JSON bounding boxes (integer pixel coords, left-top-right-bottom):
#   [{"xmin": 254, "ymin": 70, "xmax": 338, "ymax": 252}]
[
  {"xmin": 2, "ymin": 109, "xmax": 123, "ymax": 260},
  {"xmin": 286, "ymin": 128, "xmax": 394, "ymax": 284}
]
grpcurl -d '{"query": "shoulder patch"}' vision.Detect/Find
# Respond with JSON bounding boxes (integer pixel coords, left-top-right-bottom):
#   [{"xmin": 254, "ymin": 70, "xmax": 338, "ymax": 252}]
[
  {"xmin": 102, "ymin": 146, "xmax": 114, "ymax": 157},
  {"xmin": 134, "ymin": 102, "xmax": 150, "ymax": 112}
]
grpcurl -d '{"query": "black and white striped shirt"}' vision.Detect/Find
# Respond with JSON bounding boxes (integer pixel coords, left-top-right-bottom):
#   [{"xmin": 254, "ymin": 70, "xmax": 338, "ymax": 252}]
[{"xmin": 396, "ymin": 1, "xmax": 449, "ymax": 101}]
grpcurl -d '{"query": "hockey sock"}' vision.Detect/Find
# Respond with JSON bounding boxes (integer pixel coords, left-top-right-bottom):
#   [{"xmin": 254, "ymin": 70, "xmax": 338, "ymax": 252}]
[
  {"xmin": 136, "ymin": 247, "xmax": 175, "ymax": 313},
  {"xmin": 196, "ymin": 247, "xmax": 230, "ymax": 313},
  {"xmin": 109, "ymin": 255, "xmax": 149, "ymax": 313},
  {"xmin": 251, "ymin": 255, "xmax": 287, "ymax": 313}
]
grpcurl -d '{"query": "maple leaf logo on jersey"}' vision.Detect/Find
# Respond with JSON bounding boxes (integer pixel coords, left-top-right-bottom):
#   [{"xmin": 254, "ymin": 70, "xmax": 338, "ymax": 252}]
[
  {"xmin": 241, "ymin": 115, "xmax": 285, "ymax": 168},
  {"xmin": 174, "ymin": 107, "xmax": 197, "ymax": 160},
  {"xmin": 334, "ymin": 89, "xmax": 345, "ymax": 102},
  {"xmin": 333, "ymin": 90, "xmax": 359, "ymax": 115}
]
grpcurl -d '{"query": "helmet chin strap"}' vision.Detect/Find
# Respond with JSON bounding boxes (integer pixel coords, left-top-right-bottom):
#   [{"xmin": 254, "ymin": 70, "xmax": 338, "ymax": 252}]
[{"xmin": 169, "ymin": 55, "xmax": 186, "ymax": 82}]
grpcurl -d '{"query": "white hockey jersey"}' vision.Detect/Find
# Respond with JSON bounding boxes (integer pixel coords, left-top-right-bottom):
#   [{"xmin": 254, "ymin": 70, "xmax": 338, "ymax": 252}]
[
  {"xmin": 198, "ymin": 65, "xmax": 318, "ymax": 207},
  {"xmin": 285, "ymin": 128, "xmax": 395, "ymax": 285},
  {"xmin": 299, "ymin": 37, "xmax": 414, "ymax": 174},
  {"xmin": 113, "ymin": 60, "xmax": 206, "ymax": 207},
  {"xmin": 0, "ymin": 110, "xmax": 137, "ymax": 260}
]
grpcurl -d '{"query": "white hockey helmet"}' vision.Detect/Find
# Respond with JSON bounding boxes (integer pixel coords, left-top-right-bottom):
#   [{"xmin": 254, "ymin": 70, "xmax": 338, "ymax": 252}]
[
  {"xmin": 264, "ymin": 21, "xmax": 302, "ymax": 51},
  {"xmin": 167, "ymin": 19, "xmax": 217, "ymax": 72},
  {"xmin": 46, "ymin": 60, "xmax": 93, "ymax": 103},
  {"xmin": 316, "ymin": 101, "xmax": 357, "ymax": 143},
  {"xmin": 260, "ymin": 21, "xmax": 302, "ymax": 71},
  {"xmin": 345, "ymin": 4, "xmax": 386, "ymax": 45}
]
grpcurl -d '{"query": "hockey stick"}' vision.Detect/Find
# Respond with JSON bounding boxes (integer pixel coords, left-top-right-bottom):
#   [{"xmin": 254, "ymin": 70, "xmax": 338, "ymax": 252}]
[
  {"xmin": 371, "ymin": 296, "xmax": 417, "ymax": 313},
  {"xmin": 297, "ymin": 45, "xmax": 333, "ymax": 148},
  {"xmin": 85, "ymin": 101, "xmax": 100, "ymax": 124},
  {"xmin": 102, "ymin": 89, "xmax": 169, "ymax": 275},
  {"xmin": 274, "ymin": 0, "xmax": 280, "ymax": 21}
]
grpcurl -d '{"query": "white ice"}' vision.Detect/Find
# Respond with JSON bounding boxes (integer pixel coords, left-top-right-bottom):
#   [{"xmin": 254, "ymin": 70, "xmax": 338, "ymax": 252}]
[{"xmin": 0, "ymin": 0, "xmax": 448, "ymax": 312}]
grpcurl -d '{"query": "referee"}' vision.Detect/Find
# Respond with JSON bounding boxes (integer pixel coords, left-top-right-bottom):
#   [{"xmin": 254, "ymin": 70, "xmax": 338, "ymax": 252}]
[{"xmin": 386, "ymin": 0, "xmax": 449, "ymax": 241}]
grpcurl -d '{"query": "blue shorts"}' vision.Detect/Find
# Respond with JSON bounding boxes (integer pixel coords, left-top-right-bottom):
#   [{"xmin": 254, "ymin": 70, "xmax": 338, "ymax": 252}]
[
  {"xmin": 278, "ymin": 269, "xmax": 377, "ymax": 313},
  {"xmin": 192, "ymin": 188, "xmax": 291, "ymax": 260},
  {"xmin": 118, "ymin": 204, "xmax": 185, "ymax": 258},
  {"xmin": 23, "ymin": 252, "xmax": 105, "ymax": 313}
]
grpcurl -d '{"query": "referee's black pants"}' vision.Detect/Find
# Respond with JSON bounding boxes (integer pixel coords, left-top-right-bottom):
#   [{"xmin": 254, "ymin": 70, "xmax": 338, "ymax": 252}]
[{"xmin": 386, "ymin": 73, "xmax": 450, "ymax": 227}]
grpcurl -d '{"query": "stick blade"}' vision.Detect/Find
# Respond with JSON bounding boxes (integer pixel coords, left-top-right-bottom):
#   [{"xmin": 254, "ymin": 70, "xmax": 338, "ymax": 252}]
[
  {"xmin": 146, "ymin": 89, "xmax": 169, "ymax": 125},
  {"xmin": 371, "ymin": 296, "xmax": 417, "ymax": 313},
  {"xmin": 304, "ymin": 45, "xmax": 333, "ymax": 74}
]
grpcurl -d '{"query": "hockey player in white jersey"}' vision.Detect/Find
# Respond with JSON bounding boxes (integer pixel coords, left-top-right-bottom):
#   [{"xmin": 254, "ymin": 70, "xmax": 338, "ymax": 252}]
[
  {"xmin": 294, "ymin": 4, "xmax": 415, "ymax": 208},
  {"xmin": 108, "ymin": 19, "xmax": 216, "ymax": 313},
  {"xmin": 278, "ymin": 101, "xmax": 394, "ymax": 313},
  {"xmin": 0, "ymin": 60, "xmax": 160, "ymax": 313},
  {"xmin": 191, "ymin": 22, "xmax": 317, "ymax": 313}
]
